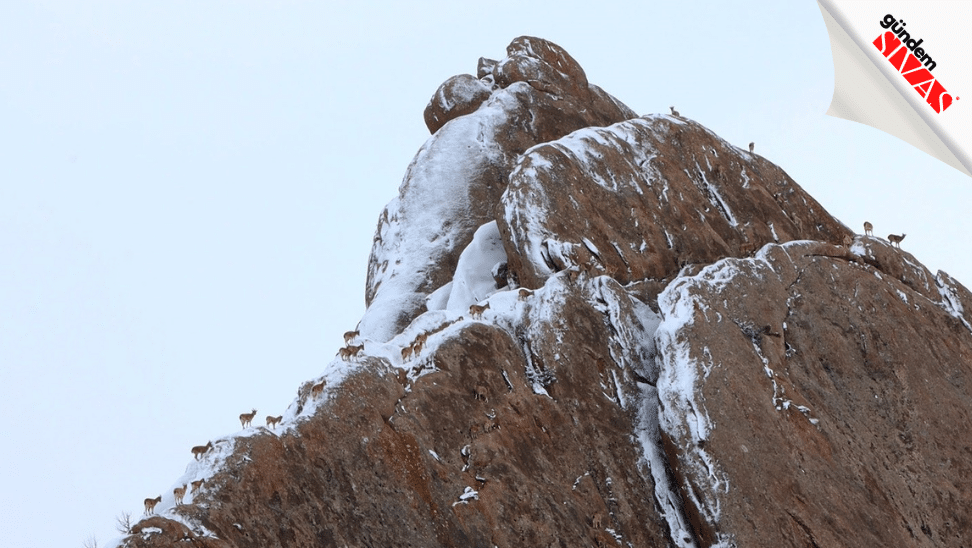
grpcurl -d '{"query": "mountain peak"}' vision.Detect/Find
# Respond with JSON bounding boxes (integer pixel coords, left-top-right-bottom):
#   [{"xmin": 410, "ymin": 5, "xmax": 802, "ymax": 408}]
[{"xmin": 112, "ymin": 37, "xmax": 972, "ymax": 548}]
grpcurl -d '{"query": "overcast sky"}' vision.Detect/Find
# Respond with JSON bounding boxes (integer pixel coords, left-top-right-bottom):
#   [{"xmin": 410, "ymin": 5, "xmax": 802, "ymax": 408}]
[{"xmin": 2, "ymin": 2, "xmax": 970, "ymax": 547}]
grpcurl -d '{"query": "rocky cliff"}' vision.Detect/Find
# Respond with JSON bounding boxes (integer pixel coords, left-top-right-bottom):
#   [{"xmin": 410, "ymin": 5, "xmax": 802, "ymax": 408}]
[{"xmin": 114, "ymin": 37, "xmax": 972, "ymax": 548}]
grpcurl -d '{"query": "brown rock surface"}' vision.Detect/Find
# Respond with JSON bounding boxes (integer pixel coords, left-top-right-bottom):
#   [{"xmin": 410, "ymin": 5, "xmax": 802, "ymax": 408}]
[
  {"xmin": 656, "ymin": 239, "xmax": 972, "ymax": 546},
  {"xmin": 492, "ymin": 36, "xmax": 591, "ymax": 101},
  {"xmin": 120, "ymin": 281, "xmax": 675, "ymax": 548},
  {"xmin": 499, "ymin": 115, "xmax": 850, "ymax": 292},
  {"xmin": 423, "ymin": 74, "xmax": 493, "ymax": 135},
  {"xmin": 361, "ymin": 36, "xmax": 636, "ymax": 342},
  {"xmin": 112, "ymin": 36, "xmax": 972, "ymax": 548}
]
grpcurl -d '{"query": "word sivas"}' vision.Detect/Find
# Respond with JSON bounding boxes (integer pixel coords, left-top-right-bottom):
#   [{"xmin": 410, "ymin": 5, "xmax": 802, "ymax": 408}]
[{"xmin": 874, "ymin": 14, "xmax": 954, "ymax": 114}]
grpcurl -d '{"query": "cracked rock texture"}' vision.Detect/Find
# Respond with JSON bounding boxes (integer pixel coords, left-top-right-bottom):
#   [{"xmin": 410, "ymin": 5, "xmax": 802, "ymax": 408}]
[
  {"xmin": 656, "ymin": 239, "xmax": 972, "ymax": 547},
  {"xmin": 115, "ymin": 37, "xmax": 972, "ymax": 548}
]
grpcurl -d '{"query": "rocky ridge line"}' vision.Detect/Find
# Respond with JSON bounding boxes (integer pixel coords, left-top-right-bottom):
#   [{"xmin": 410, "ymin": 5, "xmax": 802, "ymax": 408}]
[{"xmin": 111, "ymin": 37, "xmax": 972, "ymax": 548}]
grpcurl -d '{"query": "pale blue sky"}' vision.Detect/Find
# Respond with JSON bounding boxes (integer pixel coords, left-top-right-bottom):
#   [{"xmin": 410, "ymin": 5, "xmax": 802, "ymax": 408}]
[{"xmin": 1, "ymin": 2, "xmax": 969, "ymax": 547}]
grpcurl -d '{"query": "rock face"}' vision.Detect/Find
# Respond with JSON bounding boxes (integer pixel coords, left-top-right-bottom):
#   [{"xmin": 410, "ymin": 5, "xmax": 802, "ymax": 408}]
[
  {"xmin": 499, "ymin": 115, "xmax": 849, "ymax": 292},
  {"xmin": 362, "ymin": 36, "xmax": 636, "ymax": 342},
  {"xmin": 114, "ymin": 38, "xmax": 972, "ymax": 548},
  {"xmin": 656, "ymin": 239, "xmax": 972, "ymax": 547}
]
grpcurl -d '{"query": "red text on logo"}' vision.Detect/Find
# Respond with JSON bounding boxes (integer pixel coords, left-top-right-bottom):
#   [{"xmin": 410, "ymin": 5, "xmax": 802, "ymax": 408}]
[{"xmin": 874, "ymin": 30, "xmax": 953, "ymax": 113}]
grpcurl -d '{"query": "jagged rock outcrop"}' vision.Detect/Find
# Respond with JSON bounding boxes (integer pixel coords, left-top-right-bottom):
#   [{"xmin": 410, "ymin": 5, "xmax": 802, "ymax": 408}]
[
  {"xmin": 499, "ymin": 115, "xmax": 849, "ymax": 292},
  {"xmin": 656, "ymin": 238, "xmax": 972, "ymax": 547},
  {"xmin": 423, "ymin": 74, "xmax": 493, "ymax": 135},
  {"xmin": 362, "ymin": 36, "xmax": 636, "ymax": 342},
  {"xmin": 114, "ymin": 37, "xmax": 972, "ymax": 548}
]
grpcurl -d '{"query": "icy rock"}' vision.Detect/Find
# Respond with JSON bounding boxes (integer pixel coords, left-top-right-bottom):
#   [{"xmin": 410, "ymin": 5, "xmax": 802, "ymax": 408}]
[{"xmin": 361, "ymin": 36, "xmax": 635, "ymax": 342}]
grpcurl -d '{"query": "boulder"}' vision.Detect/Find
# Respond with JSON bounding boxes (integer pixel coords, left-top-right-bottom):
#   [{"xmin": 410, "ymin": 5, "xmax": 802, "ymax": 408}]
[{"xmin": 423, "ymin": 74, "xmax": 493, "ymax": 134}]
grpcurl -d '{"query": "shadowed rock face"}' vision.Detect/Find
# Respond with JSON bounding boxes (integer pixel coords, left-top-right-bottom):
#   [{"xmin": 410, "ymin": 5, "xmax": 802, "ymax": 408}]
[{"xmin": 117, "ymin": 37, "xmax": 972, "ymax": 548}]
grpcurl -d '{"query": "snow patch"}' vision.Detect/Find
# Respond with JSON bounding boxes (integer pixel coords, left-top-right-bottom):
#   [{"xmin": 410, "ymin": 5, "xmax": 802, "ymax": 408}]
[
  {"xmin": 452, "ymin": 486, "xmax": 480, "ymax": 506},
  {"xmin": 936, "ymin": 272, "xmax": 972, "ymax": 330},
  {"xmin": 655, "ymin": 257, "xmax": 769, "ymax": 547},
  {"xmin": 697, "ymin": 161, "xmax": 737, "ymax": 226},
  {"xmin": 360, "ymin": 89, "xmax": 527, "ymax": 343},
  {"xmin": 426, "ymin": 281, "xmax": 453, "ymax": 311},
  {"xmin": 633, "ymin": 385, "xmax": 698, "ymax": 548},
  {"xmin": 445, "ymin": 221, "xmax": 508, "ymax": 312}
]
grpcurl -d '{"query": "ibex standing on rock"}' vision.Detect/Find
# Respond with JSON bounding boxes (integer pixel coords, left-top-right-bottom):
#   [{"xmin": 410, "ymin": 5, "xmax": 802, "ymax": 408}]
[
  {"xmin": 343, "ymin": 330, "xmax": 359, "ymax": 344},
  {"xmin": 311, "ymin": 380, "xmax": 326, "ymax": 398},
  {"xmin": 144, "ymin": 495, "xmax": 161, "ymax": 515},
  {"xmin": 240, "ymin": 409, "xmax": 257, "ymax": 429},
  {"xmin": 339, "ymin": 344, "xmax": 365, "ymax": 361},
  {"xmin": 749, "ymin": 142, "xmax": 755, "ymax": 154},
  {"xmin": 518, "ymin": 288, "xmax": 534, "ymax": 300},
  {"xmin": 864, "ymin": 221, "xmax": 873, "ymax": 236},
  {"xmin": 888, "ymin": 233, "xmax": 906, "ymax": 248},
  {"xmin": 413, "ymin": 332, "xmax": 429, "ymax": 353},
  {"xmin": 266, "ymin": 415, "xmax": 283, "ymax": 429},
  {"xmin": 669, "ymin": 106, "xmax": 679, "ymax": 117},
  {"xmin": 173, "ymin": 485, "xmax": 187, "ymax": 506},
  {"xmin": 191, "ymin": 441, "xmax": 213, "ymax": 460},
  {"xmin": 469, "ymin": 302, "xmax": 490, "ymax": 319},
  {"xmin": 190, "ymin": 478, "xmax": 206, "ymax": 494}
]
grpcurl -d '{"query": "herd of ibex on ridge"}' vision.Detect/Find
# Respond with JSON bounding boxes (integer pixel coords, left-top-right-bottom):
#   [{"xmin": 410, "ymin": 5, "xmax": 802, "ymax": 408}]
[
  {"xmin": 862, "ymin": 220, "xmax": 906, "ymax": 248},
  {"xmin": 143, "ymin": 381, "xmax": 311, "ymax": 515},
  {"xmin": 134, "ymin": 94, "xmax": 912, "ymax": 529},
  {"xmin": 139, "ymin": 211, "xmax": 906, "ymax": 520},
  {"xmin": 147, "ymin": 212, "xmax": 910, "ymax": 518}
]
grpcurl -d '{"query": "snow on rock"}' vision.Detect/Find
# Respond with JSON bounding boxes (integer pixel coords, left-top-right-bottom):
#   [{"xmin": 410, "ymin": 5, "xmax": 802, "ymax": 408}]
[
  {"xmin": 655, "ymin": 260, "xmax": 736, "ymax": 545},
  {"xmin": 500, "ymin": 115, "xmax": 850, "ymax": 291},
  {"xmin": 361, "ymin": 36, "xmax": 636, "ymax": 343},
  {"xmin": 936, "ymin": 270, "xmax": 972, "ymax": 329},
  {"xmin": 360, "ymin": 80, "xmax": 631, "ymax": 342},
  {"xmin": 452, "ymin": 486, "xmax": 480, "ymax": 506},
  {"xmin": 849, "ymin": 235, "xmax": 938, "ymax": 299},
  {"xmin": 586, "ymin": 275, "xmax": 661, "ymax": 385},
  {"xmin": 114, "ymin": 35, "xmax": 972, "ymax": 548},
  {"xmin": 653, "ymin": 241, "xmax": 851, "ymax": 544},
  {"xmin": 359, "ymin": 97, "xmax": 511, "ymax": 342},
  {"xmin": 445, "ymin": 220, "xmax": 508, "ymax": 312},
  {"xmin": 650, "ymin": 237, "xmax": 972, "ymax": 546},
  {"xmin": 423, "ymin": 73, "xmax": 493, "ymax": 134}
]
